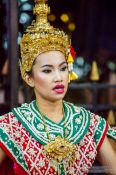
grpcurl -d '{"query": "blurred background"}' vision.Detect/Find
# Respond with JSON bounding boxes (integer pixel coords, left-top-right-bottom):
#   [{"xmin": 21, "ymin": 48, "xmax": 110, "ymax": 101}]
[{"xmin": 0, "ymin": 0, "xmax": 116, "ymax": 126}]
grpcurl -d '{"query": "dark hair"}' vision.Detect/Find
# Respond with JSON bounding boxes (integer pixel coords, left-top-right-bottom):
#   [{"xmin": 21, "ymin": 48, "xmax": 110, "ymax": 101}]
[
  {"xmin": 27, "ymin": 69, "xmax": 33, "ymax": 77},
  {"xmin": 26, "ymin": 58, "xmax": 37, "ymax": 77}
]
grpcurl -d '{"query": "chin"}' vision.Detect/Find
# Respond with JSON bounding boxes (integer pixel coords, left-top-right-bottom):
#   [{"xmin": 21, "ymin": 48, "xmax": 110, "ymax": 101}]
[{"xmin": 49, "ymin": 94, "xmax": 65, "ymax": 102}]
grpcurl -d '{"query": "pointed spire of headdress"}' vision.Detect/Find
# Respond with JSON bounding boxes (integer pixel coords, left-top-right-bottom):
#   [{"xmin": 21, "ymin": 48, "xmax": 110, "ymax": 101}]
[{"xmin": 27, "ymin": 0, "xmax": 52, "ymax": 32}]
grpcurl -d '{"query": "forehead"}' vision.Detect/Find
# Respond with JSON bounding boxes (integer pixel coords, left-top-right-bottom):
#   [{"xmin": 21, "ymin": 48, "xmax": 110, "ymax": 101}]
[{"xmin": 35, "ymin": 50, "xmax": 66, "ymax": 65}]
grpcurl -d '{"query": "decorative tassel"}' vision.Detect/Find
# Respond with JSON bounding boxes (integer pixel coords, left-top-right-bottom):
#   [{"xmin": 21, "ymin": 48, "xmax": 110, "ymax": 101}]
[
  {"xmin": 69, "ymin": 71, "xmax": 78, "ymax": 81},
  {"xmin": 67, "ymin": 53, "xmax": 74, "ymax": 63},
  {"xmin": 67, "ymin": 47, "xmax": 78, "ymax": 82},
  {"xmin": 67, "ymin": 53, "xmax": 74, "ymax": 72}
]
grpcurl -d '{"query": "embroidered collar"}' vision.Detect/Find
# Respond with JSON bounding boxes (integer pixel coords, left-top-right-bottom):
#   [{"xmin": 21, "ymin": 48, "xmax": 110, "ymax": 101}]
[{"xmin": 12, "ymin": 100, "xmax": 90, "ymax": 145}]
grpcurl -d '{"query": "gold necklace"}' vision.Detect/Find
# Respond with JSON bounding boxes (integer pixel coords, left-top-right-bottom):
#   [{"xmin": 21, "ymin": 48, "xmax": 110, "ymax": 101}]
[{"xmin": 39, "ymin": 105, "xmax": 76, "ymax": 172}]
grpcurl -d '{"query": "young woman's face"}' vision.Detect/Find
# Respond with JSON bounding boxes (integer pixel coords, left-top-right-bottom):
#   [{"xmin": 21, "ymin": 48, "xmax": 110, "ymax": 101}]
[{"xmin": 31, "ymin": 50, "xmax": 69, "ymax": 102}]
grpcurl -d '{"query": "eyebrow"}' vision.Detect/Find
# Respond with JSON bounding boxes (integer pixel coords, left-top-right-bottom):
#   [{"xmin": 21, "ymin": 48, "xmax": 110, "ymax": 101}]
[{"xmin": 40, "ymin": 61, "xmax": 67, "ymax": 68}]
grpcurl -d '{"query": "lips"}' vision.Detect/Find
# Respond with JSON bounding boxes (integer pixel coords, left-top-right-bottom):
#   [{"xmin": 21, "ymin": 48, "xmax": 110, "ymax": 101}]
[
  {"xmin": 53, "ymin": 84, "xmax": 65, "ymax": 94},
  {"xmin": 53, "ymin": 84, "xmax": 64, "ymax": 90}
]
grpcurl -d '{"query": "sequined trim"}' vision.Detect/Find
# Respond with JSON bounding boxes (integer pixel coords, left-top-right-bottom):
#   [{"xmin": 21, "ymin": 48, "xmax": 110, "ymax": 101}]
[{"xmin": 107, "ymin": 125, "xmax": 116, "ymax": 139}]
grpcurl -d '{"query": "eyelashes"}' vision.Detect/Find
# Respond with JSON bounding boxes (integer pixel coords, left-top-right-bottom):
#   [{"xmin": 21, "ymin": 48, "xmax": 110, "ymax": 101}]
[
  {"xmin": 42, "ymin": 66, "xmax": 68, "ymax": 74},
  {"xmin": 60, "ymin": 66, "xmax": 68, "ymax": 71},
  {"xmin": 42, "ymin": 69, "xmax": 51, "ymax": 73}
]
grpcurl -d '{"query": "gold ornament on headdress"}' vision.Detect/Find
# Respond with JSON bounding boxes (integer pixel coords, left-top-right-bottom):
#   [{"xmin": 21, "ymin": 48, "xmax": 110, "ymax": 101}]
[
  {"xmin": 67, "ymin": 52, "xmax": 78, "ymax": 82},
  {"xmin": 19, "ymin": 0, "xmax": 78, "ymax": 82}
]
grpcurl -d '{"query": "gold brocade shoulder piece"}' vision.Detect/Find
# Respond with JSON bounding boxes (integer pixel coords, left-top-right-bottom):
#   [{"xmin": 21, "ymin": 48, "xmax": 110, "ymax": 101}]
[{"xmin": 20, "ymin": 0, "xmax": 70, "ymax": 81}]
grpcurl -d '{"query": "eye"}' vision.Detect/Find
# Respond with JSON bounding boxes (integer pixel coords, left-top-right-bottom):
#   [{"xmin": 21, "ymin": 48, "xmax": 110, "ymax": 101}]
[
  {"xmin": 60, "ymin": 66, "xmax": 68, "ymax": 71},
  {"xmin": 42, "ymin": 69, "xmax": 52, "ymax": 73}
]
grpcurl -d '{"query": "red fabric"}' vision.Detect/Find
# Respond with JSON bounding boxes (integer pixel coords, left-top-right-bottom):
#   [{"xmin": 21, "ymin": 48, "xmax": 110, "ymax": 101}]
[
  {"xmin": 0, "ymin": 159, "xmax": 28, "ymax": 175},
  {"xmin": 14, "ymin": 163, "xmax": 28, "ymax": 175},
  {"xmin": 97, "ymin": 122, "xmax": 109, "ymax": 151},
  {"xmin": 0, "ymin": 142, "xmax": 28, "ymax": 175},
  {"xmin": 70, "ymin": 46, "xmax": 76, "ymax": 60},
  {"xmin": 0, "ymin": 158, "xmax": 15, "ymax": 175}
]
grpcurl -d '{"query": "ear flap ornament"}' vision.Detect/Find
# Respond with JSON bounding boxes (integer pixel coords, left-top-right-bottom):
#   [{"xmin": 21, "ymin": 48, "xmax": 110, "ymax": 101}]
[{"xmin": 67, "ymin": 47, "xmax": 78, "ymax": 82}]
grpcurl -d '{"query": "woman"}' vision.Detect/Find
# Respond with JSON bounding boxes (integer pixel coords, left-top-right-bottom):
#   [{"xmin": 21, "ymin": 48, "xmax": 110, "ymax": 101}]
[{"xmin": 0, "ymin": 0, "xmax": 116, "ymax": 174}]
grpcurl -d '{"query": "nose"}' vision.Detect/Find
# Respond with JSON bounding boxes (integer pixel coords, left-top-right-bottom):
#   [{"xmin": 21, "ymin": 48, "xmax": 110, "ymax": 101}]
[{"xmin": 53, "ymin": 70, "xmax": 63, "ymax": 82}]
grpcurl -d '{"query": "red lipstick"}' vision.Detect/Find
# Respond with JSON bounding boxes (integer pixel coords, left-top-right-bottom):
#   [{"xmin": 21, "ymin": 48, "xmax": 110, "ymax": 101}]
[{"xmin": 53, "ymin": 84, "xmax": 64, "ymax": 94}]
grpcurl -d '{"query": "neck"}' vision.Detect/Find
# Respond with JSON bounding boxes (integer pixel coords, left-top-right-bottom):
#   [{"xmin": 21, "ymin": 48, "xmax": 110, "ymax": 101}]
[{"xmin": 36, "ymin": 98, "xmax": 64, "ymax": 123}]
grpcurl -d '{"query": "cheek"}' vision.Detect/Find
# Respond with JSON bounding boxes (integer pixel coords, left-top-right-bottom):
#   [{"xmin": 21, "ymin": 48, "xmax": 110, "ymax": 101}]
[
  {"xmin": 64, "ymin": 72, "xmax": 69, "ymax": 82},
  {"xmin": 34, "ymin": 74, "xmax": 48, "ymax": 87}
]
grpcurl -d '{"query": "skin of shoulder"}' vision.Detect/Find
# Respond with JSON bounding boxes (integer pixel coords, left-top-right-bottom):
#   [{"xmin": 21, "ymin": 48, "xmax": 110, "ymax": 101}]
[
  {"xmin": 97, "ymin": 136, "xmax": 116, "ymax": 175},
  {"xmin": 0, "ymin": 147, "xmax": 6, "ymax": 166}
]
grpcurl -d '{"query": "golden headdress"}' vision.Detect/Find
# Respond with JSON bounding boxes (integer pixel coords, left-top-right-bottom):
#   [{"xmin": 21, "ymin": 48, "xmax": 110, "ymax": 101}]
[{"xmin": 20, "ymin": 0, "xmax": 78, "ymax": 82}]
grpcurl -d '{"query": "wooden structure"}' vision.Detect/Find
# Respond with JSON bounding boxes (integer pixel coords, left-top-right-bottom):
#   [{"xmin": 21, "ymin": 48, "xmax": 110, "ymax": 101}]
[{"xmin": 6, "ymin": 0, "xmax": 19, "ymax": 109}]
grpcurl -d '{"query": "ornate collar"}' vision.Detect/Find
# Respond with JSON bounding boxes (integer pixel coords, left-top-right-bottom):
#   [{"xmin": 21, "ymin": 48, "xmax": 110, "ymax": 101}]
[{"xmin": 12, "ymin": 100, "xmax": 90, "ymax": 145}]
